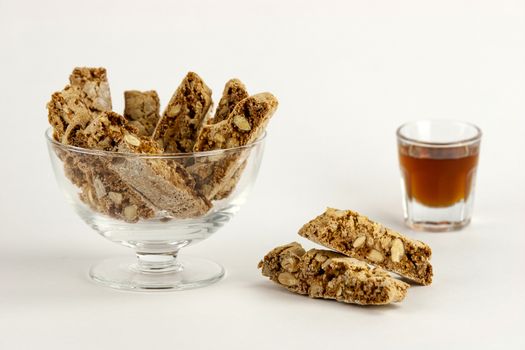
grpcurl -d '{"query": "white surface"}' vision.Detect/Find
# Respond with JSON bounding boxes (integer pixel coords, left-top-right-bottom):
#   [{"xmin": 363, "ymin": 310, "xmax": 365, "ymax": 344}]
[{"xmin": 1, "ymin": 0, "xmax": 524, "ymax": 348}]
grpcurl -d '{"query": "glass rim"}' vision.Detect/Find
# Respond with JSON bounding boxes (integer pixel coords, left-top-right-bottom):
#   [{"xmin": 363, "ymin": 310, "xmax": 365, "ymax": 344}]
[
  {"xmin": 396, "ymin": 120, "xmax": 482, "ymax": 148},
  {"xmin": 45, "ymin": 127, "xmax": 267, "ymax": 159}
]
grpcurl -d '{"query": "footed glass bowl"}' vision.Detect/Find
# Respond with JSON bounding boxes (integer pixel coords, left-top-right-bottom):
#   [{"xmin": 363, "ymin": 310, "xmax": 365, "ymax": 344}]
[{"xmin": 45, "ymin": 128, "xmax": 265, "ymax": 291}]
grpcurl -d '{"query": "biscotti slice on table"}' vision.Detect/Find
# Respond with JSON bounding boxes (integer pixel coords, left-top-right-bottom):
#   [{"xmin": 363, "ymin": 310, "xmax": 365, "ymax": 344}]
[
  {"xmin": 211, "ymin": 79, "xmax": 249, "ymax": 124},
  {"xmin": 81, "ymin": 112, "xmax": 211, "ymax": 220},
  {"xmin": 258, "ymin": 242, "xmax": 409, "ymax": 305},
  {"xmin": 298, "ymin": 208, "xmax": 433, "ymax": 285},
  {"xmin": 152, "ymin": 72, "xmax": 213, "ymax": 153},
  {"xmin": 123, "ymin": 90, "xmax": 160, "ymax": 136},
  {"xmin": 190, "ymin": 92, "xmax": 278, "ymax": 200}
]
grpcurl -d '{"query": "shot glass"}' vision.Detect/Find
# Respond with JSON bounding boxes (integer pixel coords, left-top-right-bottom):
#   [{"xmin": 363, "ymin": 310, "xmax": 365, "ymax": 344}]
[{"xmin": 396, "ymin": 120, "xmax": 481, "ymax": 231}]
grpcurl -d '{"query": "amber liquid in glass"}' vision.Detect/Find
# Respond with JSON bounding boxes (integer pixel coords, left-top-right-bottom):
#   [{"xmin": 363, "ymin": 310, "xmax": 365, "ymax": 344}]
[{"xmin": 399, "ymin": 145, "xmax": 479, "ymax": 208}]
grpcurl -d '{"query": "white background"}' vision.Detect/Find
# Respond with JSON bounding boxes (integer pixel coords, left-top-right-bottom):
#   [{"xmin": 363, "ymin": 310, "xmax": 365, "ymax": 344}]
[{"xmin": 1, "ymin": 0, "xmax": 524, "ymax": 349}]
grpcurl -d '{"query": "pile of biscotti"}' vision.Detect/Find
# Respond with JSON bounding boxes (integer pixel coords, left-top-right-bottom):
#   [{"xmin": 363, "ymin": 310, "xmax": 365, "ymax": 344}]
[
  {"xmin": 258, "ymin": 208, "xmax": 433, "ymax": 305},
  {"xmin": 47, "ymin": 67, "xmax": 278, "ymax": 222}
]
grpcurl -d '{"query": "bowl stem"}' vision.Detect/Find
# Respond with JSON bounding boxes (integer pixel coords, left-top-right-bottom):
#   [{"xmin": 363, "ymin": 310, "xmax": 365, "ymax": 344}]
[{"xmin": 135, "ymin": 251, "xmax": 183, "ymax": 273}]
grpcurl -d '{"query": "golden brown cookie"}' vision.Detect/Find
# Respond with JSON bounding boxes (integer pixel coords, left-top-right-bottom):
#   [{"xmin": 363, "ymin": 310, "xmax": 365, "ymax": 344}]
[
  {"xmin": 211, "ymin": 79, "xmax": 248, "ymax": 124},
  {"xmin": 153, "ymin": 72, "xmax": 212, "ymax": 153},
  {"xmin": 123, "ymin": 90, "xmax": 160, "ymax": 136},
  {"xmin": 190, "ymin": 93, "xmax": 278, "ymax": 200},
  {"xmin": 258, "ymin": 242, "xmax": 409, "ymax": 305},
  {"xmin": 298, "ymin": 208, "xmax": 433, "ymax": 285}
]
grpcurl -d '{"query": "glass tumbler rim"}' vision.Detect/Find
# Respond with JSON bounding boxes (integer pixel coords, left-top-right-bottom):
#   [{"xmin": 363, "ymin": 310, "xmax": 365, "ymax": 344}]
[
  {"xmin": 44, "ymin": 127, "xmax": 267, "ymax": 159},
  {"xmin": 396, "ymin": 120, "xmax": 482, "ymax": 148}
]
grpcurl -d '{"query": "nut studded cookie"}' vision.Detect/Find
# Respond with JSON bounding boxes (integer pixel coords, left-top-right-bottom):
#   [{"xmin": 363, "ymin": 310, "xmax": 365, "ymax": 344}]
[
  {"xmin": 258, "ymin": 242, "xmax": 409, "ymax": 305},
  {"xmin": 69, "ymin": 67, "xmax": 112, "ymax": 112},
  {"xmin": 75, "ymin": 158, "xmax": 156, "ymax": 222},
  {"xmin": 47, "ymin": 86, "xmax": 93, "ymax": 142},
  {"xmin": 53, "ymin": 111, "xmax": 158, "ymax": 222},
  {"xmin": 204, "ymin": 79, "xmax": 249, "ymax": 199},
  {"xmin": 185, "ymin": 151, "xmax": 250, "ymax": 201},
  {"xmin": 82, "ymin": 112, "xmax": 211, "ymax": 219},
  {"xmin": 152, "ymin": 72, "xmax": 212, "ymax": 153},
  {"xmin": 48, "ymin": 67, "xmax": 112, "ymax": 141},
  {"xmin": 298, "ymin": 208, "xmax": 433, "ymax": 285},
  {"xmin": 53, "ymin": 146, "xmax": 157, "ymax": 223},
  {"xmin": 123, "ymin": 90, "xmax": 160, "ymax": 136},
  {"xmin": 190, "ymin": 93, "xmax": 278, "ymax": 200},
  {"xmin": 211, "ymin": 79, "xmax": 249, "ymax": 124},
  {"xmin": 47, "ymin": 67, "xmax": 130, "ymax": 217},
  {"xmin": 112, "ymin": 143, "xmax": 212, "ymax": 219},
  {"xmin": 194, "ymin": 92, "xmax": 278, "ymax": 151},
  {"xmin": 212, "ymin": 161, "xmax": 247, "ymax": 200}
]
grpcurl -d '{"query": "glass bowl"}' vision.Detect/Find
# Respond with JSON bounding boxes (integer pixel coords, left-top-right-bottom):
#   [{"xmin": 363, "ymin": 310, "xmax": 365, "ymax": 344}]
[{"xmin": 45, "ymin": 128, "xmax": 266, "ymax": 291}]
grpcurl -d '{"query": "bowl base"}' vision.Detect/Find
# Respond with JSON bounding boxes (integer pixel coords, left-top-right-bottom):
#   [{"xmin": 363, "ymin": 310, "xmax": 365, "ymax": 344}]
[{"xmin": 89, "ymin": 256, "xmax": 225, "ymax": 291}]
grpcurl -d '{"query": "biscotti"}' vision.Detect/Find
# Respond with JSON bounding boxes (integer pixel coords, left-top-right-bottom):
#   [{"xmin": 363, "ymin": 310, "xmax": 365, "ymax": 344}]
[
  {"xmin": 153, "ymin": 72, "xmax": 213, "ymax": 153},
  {"xmin": 47, "ymin": 67, "xmax": 278, "ymax": 221},
  {"xmin": 76, "ymin": 158, "xmax": 157, "ymax": 222},
  {"xmin": 69, "ymin": 67, "xmax": 112, "ymax": 112},
  {"xmin": 258, "ymin": 242, "xmax": 409, "ymax": 305},
  {"xmin": 202, "ymin": 79, "xmax": 249, "ymax": 199},
  {"xmin": 81, "ymin": 112, "xmax": 211, "ymax": 219},
  {"xmin": 194, "ymin": 92, "xmax": 277, "ymax": 151},
  {"xmin": 123, "ymin": 90, "xmax": 160, "ymax": 136},
  {"xmin": 298, "ymin": 208, "xmax": 433, "ymax": 285},
  {"xmin": 48, "ymin": 86, "xmax": 94, "ymax": 142},
  {"xmin": 46, "ymin": 68, "xmax": 155, "ymax": 222},
  {"xmin": 48, "ymin": 68, "xmax": 209, "ymax": 221},
  {"xmin": 211, "ymin": 79, "xmax": 249, "ymax": 124},
  {"xmin": 212, "ymin": 160, "xmax": 247, "ymax": 200},
  {"xmin": 54, "ymin": 110, "xmax": 158, "ymax": 222},
  {"xmin": 190, "ymin": 93, "xmax": 278, "ymax": 200},
  {"xmin": 48, "ymin": 67, "xmax": 112, "ymax": 142}
]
